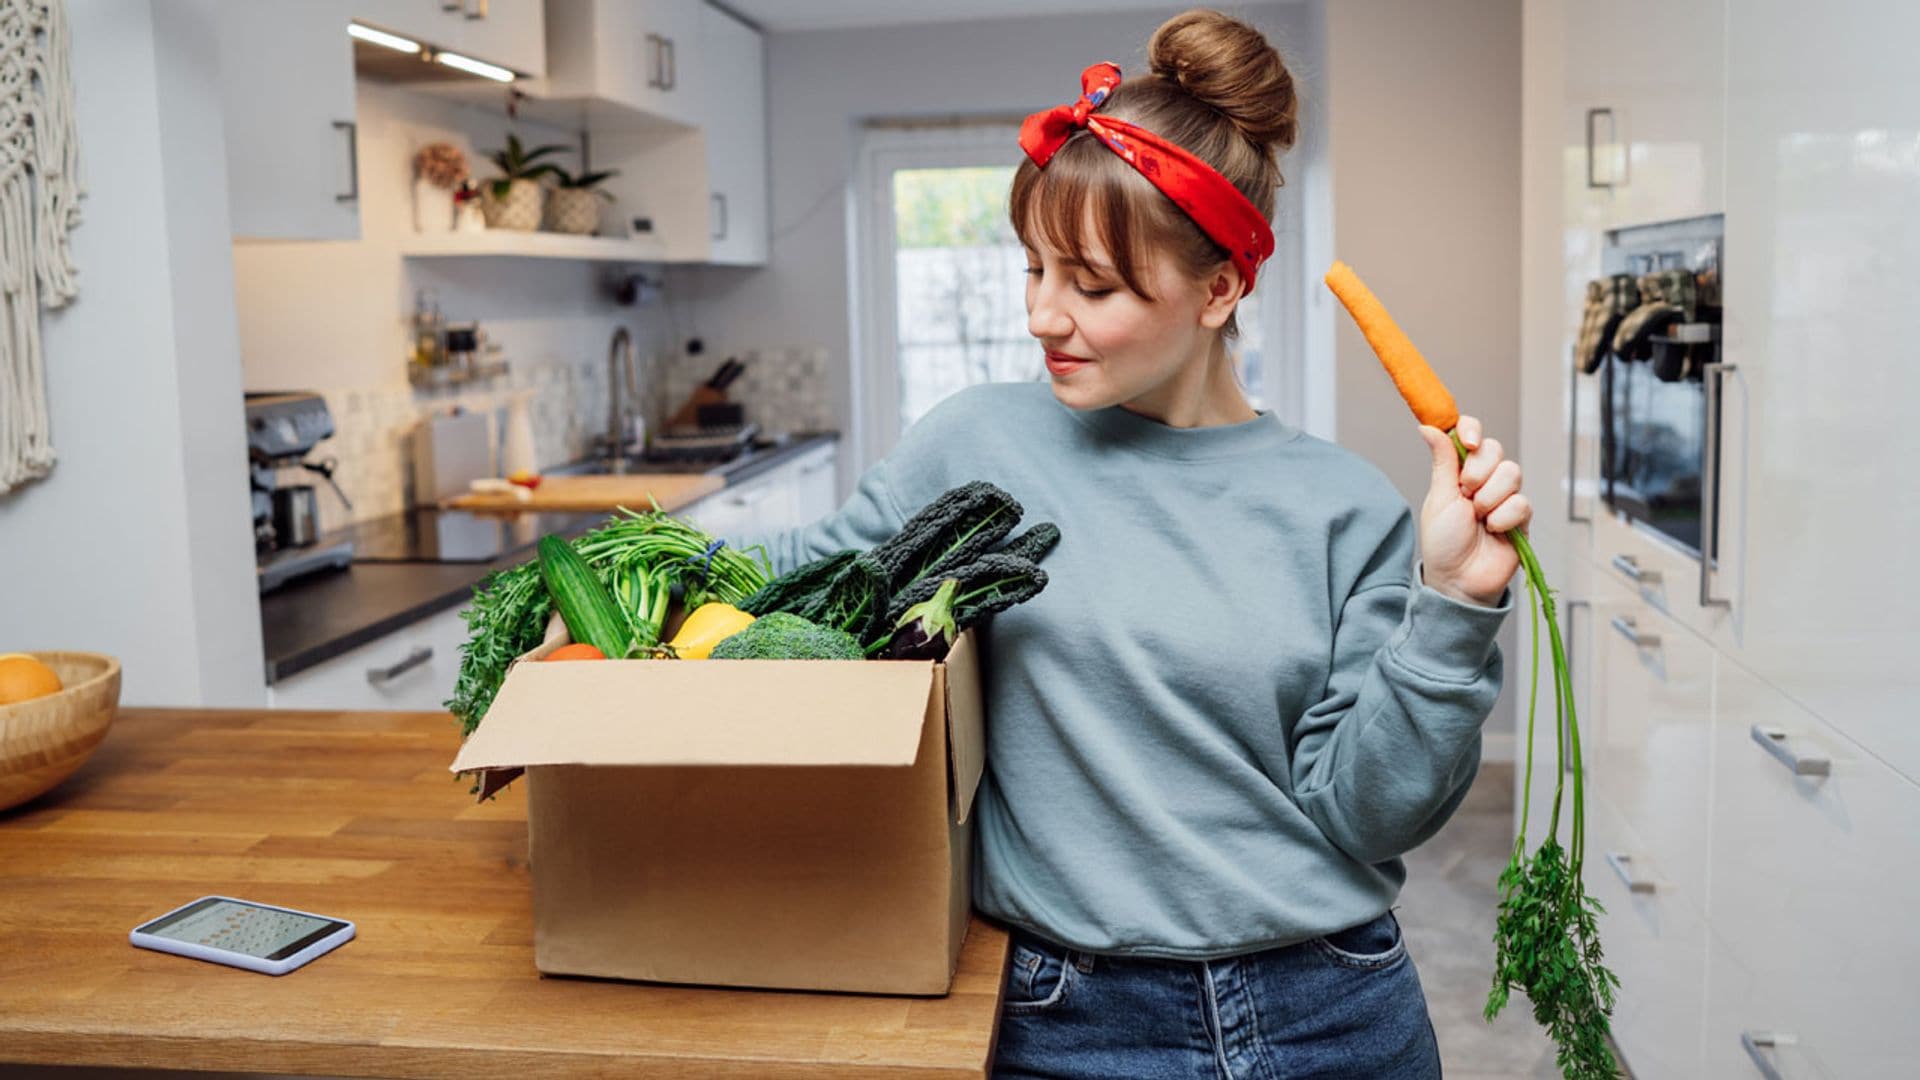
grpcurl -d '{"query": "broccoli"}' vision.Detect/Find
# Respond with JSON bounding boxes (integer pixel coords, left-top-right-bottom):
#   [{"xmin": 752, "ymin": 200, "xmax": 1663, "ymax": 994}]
[{"xmin": 709, "ymin": 612, "xmax": 864, "ymax": 660}]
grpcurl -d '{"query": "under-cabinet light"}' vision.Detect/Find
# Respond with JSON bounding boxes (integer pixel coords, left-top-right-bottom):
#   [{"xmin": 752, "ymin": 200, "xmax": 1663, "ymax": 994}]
[
  {"xmin": 434, "ymin": 51, "xmax": 515, "ymax": 83},
  {"xmin": 347, "ymin": 23, "xmax": 421, "ymax": 54}
]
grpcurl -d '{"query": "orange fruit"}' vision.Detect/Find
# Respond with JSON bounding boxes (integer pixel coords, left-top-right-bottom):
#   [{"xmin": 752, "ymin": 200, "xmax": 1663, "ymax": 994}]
[
  {"xmin": 0, "ymin": 654, "xmax": 63, "ymax": 705},
  {"xmin": 543, "ymin": 643, "xmax": 606, "ymax": 661}
]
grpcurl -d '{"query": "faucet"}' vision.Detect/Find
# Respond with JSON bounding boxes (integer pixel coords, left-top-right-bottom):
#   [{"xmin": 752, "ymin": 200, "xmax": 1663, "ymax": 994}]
[{"xmin": 606, "ymin": 326, "xmax": 639, "ymax": 473}]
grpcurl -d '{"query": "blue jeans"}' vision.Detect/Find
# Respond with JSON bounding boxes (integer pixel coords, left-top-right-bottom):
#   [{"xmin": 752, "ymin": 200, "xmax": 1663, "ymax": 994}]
[{"xmin": 991, "ymin": 909, "xmax": 1443, "ymax": 1079}]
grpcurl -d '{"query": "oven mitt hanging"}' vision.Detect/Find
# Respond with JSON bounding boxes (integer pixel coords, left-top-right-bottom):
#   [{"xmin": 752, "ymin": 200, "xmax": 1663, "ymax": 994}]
[
  {"xmin": 1574, "ymin": 280, "xmax": 1607, "ymax": 375},
  {"xmin": 1611, "ymin": 273, "xmax": 1682, "ymax": 361},
  {"xmin": 1574, "ymin": 272, "xmax": 1635, "ymax": 374},
  {"xmin": 1649, "ymin": 269, "xmax": 1703, "ymax": 381}
]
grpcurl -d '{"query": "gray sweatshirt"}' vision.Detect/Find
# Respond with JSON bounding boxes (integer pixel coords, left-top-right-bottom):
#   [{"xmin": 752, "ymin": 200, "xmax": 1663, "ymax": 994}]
[{"xmin": 732, "ymin": 381, "xmax": 1511, "ymax": 959}]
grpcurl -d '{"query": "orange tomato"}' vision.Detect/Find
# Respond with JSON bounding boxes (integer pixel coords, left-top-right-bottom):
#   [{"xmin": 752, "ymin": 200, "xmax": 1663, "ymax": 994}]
[
  {"xmin": 543, "ymin": 643, "xmax": 606, "ymax": 661},
  {"xmin": 0, "ymin": 654, "xmax": 63, "ymax": 704}
]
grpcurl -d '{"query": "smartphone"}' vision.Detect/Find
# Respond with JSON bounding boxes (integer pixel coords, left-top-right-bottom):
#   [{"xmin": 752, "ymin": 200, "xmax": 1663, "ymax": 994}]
[{"xmin": 129, "ymin": 895, "xmax": 355, "ymax": 976}]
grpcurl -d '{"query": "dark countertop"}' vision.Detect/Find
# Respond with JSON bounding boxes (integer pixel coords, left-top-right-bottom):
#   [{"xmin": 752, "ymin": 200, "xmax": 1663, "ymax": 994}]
[{"xmin": 259, "ymin": 431, "xmax": 839, "ymax": 684}]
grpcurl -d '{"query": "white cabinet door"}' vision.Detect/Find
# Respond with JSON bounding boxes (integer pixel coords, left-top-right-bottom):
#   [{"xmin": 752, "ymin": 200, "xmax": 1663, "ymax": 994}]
[
  {"xmin": 451, "ymin": 0, "xmax": 546, "ymax": 77},
  {"xmin": 218, "ymin": 0, "xmax": 361, "ymax": 241},
  {"xmin": 539, "ymin": 0, "xmax": 702, "ymax": 128},
  {"xmin": 698, "ymin": 1, "xmax": 766, "ymax": 266},
  {"xmin": 1563, "ymin": 0, "xmax": 1724, "ymax": 230},
  {"xmin": 1703, "ymin": 661, "xmax": 1920, "ymax": 1078},
  {"xmin": 790, "ymin": 446, "xmax": 839, "ymax": 526},
  {"xmin": 1691, "ymin": 0, "xmax": 1920, "ymax": 785},
  {"xmin": 357, "ymin": 0, "xmax": 544, "ymax": 76},
  {"xmin": 682, "ymin": 468, "xmax": 796, "ymax": 540},
  {"xmin": 268, "ymin": 604, "xmax": 471, "ymax": 713}
]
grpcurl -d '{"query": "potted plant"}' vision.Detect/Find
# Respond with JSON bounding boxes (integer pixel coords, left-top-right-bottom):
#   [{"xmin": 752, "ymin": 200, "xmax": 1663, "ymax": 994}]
[
  {"xmin": 481, "ymin": 134, "xmax": 566, "ymax": 231},
  {"xmin": 544, "ymin": 167, "xmax": 620, "ymax": 235},
  {"xmin": 412, "ymin": 142, "xmax": 468, "ymax": 233}
]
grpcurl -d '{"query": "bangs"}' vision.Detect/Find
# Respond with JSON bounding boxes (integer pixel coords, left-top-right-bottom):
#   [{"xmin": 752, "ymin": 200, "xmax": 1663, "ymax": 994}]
[{"xmin": 1009, "ymin": 139, "xmax": 1166, "ymax": 302}]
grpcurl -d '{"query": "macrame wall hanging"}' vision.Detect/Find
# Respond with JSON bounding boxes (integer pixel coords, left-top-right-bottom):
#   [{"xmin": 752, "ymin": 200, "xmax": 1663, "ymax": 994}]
[{"xmin": 0, "ymin": 0, "xmax": 80, "ymax": 495}]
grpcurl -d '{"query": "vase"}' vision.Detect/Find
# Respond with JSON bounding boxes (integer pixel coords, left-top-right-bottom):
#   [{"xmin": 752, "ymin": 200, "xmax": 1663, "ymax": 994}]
[
  {"xmin": 480, "ymin": 178, "xmax": 543, "ymax": 231},
  {"xmin": 545, "ymin": 188, "xmax": 603, "ymax": 235},
  {"xmin": 412, "ymin": 177, "xmax": 455, "ymax": 233}
]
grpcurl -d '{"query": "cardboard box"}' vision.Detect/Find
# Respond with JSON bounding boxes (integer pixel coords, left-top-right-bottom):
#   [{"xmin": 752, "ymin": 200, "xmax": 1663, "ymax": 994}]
[{"xmin": 449, "ymin": 617, "xmax": 986, "ymax": 996}]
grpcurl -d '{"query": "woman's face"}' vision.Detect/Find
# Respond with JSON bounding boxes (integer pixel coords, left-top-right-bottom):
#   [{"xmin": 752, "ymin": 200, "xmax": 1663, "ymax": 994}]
[{"xmin": 1022, "ymin": 213, "xmax": 1222, "ymax": 413}]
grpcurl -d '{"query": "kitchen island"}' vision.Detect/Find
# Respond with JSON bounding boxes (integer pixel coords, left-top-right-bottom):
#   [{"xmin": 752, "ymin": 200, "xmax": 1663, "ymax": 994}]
[{"xmin": 0, "ymin": 707, "xmax": 1008, "ymax": 1078}]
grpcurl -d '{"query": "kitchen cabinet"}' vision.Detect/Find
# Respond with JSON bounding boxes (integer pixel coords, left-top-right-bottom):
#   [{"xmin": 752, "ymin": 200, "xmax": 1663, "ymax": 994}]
[
  {"xmin": 533, "ymin": 0, "xmax": 769, "ymax": 265},
  {"xmin": 267, "ymin": 604, "xmax": 469, "ymax": 713},
  {"xmin": 355, "ymin": 0, "xmax": 546, "ymax": 77},
  {"xmin": 1563, "ymin": 0, "xmax": 1724, "ymax": 233},
  {"xmin": 681, "ymin": 444, "xmax": 838, "ymax": 542},
  {"xmin": 536, "ymin": 0, "xmax": 704, "ymax": 129},
  {"xmin": 1702, "ymin": 662, "xmax": 1920, "ymax": 1077},
  {"xmin": 216, "ymin": 0, "xmax": 361, "ymax": 241},
  {"xmin": 695, "ymin": 0, "xmax": 768, "ymax": 266}
]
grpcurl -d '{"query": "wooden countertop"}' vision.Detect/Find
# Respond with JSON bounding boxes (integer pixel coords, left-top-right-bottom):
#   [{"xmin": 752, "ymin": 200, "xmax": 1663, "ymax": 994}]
[{"xmin": 0, "ymin": 708, "xmax": 1009, "ymax": 1078}]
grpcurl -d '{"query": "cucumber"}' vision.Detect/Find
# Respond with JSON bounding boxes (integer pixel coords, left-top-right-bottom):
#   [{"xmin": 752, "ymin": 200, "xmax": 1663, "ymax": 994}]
[{"xmin": 537, "ymin": 536, "xmax": 632, "ymax": 659}]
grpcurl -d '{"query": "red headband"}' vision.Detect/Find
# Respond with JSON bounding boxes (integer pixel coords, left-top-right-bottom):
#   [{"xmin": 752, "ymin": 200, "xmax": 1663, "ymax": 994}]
[{"xmin": 1020, "ymin": 62, "xmax": 1275, "ymax": 297}]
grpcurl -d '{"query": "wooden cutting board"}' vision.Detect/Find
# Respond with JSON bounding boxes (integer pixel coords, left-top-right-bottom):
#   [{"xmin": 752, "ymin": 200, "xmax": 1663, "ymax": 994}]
[{"xmin": 447, "ymin": 473, "xmax": 724, "ymax": 514}]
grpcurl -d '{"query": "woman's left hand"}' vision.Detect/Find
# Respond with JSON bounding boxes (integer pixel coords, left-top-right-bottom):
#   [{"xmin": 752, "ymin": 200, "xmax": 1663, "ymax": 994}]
[{"xmin": 1415, "ymin": 414, "xmax": 1532, "ymax": 607}]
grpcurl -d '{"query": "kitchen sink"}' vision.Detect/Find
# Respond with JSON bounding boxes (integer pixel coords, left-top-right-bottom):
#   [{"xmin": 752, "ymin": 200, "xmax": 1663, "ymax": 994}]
[{"xmin": 557, "ymin": 435, "xmax": 792, "ymax": 481}]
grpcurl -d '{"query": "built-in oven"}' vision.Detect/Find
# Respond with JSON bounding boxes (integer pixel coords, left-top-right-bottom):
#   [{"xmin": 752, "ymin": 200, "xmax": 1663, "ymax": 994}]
[{"xmin": 1574, "ymin": 214, "xmax": 1733, "ymax": 605}]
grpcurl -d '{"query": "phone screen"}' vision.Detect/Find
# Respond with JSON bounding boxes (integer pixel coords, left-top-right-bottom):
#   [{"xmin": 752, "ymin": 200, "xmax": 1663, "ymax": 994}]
[{"xmin": 137, "ymin": 898, "xmax": 347, "ymax": 960}]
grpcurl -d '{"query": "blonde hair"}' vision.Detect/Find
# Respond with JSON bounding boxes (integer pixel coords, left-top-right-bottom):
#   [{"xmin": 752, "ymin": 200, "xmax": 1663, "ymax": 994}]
[{"xmin": 1009, "ymin": 9, "xmax": 1298, "ymax": 338}]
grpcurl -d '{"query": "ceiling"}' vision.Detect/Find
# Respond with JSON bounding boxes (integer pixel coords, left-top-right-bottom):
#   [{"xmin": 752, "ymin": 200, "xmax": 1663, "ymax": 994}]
[{"xmin": 720, "ymin": 0, "xmax": 1240, "ymax": 33}]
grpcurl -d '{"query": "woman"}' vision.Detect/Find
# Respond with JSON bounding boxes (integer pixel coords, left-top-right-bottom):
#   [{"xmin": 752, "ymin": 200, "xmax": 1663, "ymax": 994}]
[{"xmin": 741, "ymin": 9, "xmax": 1529, "ymax": 1077}]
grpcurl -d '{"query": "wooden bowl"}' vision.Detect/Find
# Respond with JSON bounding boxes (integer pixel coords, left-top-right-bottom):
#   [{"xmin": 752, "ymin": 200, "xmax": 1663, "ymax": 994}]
[{"xmin": 0, "ymin": 651, "xmax": 121, "ymax": 813}]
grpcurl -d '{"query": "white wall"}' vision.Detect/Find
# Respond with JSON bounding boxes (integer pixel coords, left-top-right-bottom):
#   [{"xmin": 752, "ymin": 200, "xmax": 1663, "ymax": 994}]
[
  {"xmin": 0, "ymin": 0, "xmax": 264, "ymax": 707},
  {"xmin": 1325, "ymin": 0, "xmax": 1523, "ymax": 753}
]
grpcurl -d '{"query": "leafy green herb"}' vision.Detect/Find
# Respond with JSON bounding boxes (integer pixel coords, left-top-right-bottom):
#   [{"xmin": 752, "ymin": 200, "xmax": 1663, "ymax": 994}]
[{"xmin": 1483, "ymin": 535, "xmax": 1622, "ymax": 1080}]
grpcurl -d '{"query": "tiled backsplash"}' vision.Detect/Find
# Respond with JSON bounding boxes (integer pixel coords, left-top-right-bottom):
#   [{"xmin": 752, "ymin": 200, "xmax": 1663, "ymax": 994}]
[{"xmin": 300, "ymin": 345, "xmax": 834, "ymax": 529}]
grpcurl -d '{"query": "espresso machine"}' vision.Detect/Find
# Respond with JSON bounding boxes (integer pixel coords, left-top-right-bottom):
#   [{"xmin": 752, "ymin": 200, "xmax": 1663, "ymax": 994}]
[{"xmin": 247, "ymin": 392, "xmax": 354, "ymax": 593}]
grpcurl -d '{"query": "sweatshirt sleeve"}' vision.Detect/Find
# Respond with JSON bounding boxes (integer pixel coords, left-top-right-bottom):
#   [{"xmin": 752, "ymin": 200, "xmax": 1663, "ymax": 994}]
[{"xmin": 1288, "ymin": 507, "xmax": 1513, "ymax": 865}]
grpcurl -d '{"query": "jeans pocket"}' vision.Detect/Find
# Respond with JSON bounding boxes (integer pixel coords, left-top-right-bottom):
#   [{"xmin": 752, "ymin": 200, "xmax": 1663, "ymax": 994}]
[
  {"xmin": 1312, "ymin": 909, "xmax": 1409, "ymax": 971},
  {"xmin": 1003, "ymin": 933, "xmax": 1073, "ymax": 1012}
]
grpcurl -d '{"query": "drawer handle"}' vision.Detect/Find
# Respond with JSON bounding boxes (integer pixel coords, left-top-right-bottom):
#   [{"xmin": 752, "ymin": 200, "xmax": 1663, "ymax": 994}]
[
  {"xmin": 1750, "ymin": 725, "xmax": 1831, "ymax": 777},
  {"xmin": 1610, "ymin": 553, "xmax": 1662, "ymax": 584},
  {"xmin": 1604, "ymin": 851, "xmax": 1656, "ymax": 894},
  {"xmin": 726, "ymin": 486, "xmax": 775, "ymax": 507},
  {"xmin": 1740, "ymin": 1030, "xmax": 1794, "ymax": 1080},
  {"xmin": 367, "ymin": 646, "xmax": 433, "ymax": 686},
  {"xmin": 799, "ymin": 459, "xmax": 833, "ymax": 475},
  {"xmin": 1610, "ymin": 615, "xmax": 1660, "ymax": 649}
]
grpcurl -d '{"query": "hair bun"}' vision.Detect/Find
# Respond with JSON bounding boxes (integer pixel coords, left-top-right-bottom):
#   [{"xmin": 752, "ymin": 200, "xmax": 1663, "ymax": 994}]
[{"xmin": 1148, "ymin": 9, "xmax": 1298, "ymax": 152}]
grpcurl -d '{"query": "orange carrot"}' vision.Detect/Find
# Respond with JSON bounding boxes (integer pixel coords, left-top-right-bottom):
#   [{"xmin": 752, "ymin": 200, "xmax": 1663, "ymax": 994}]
[{"xmin": 1323, "ymin": 261, "xmax": 1460, "ymax": 433}]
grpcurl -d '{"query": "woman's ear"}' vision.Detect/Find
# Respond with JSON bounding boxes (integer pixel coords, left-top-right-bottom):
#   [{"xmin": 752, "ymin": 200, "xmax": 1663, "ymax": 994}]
[{"xmin": 1197, "ymin": 264, "xmax": 1244, "ymax": 330}]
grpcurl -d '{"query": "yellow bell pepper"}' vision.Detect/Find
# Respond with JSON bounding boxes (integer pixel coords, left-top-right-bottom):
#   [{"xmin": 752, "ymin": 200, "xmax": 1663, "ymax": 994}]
[{"xmin": 666, "ymin": 603, "xmax": 756, "ymax": 660}]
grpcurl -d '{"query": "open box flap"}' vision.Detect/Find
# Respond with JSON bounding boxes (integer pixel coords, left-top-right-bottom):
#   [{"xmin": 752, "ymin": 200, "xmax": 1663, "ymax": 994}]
[
  {"xmin": 449, "ymin": 653, "xmax": 942, "ymax": 773},
  {"xmin": 942, "ymin": 631, "xmax": 986, "ymax": 825}
]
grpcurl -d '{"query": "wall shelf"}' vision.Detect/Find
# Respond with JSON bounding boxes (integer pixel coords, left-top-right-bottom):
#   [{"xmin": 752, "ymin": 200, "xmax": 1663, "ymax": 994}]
[{"xmin": 398, "ymin": 231, "xmax": 666, "ymax": 263}]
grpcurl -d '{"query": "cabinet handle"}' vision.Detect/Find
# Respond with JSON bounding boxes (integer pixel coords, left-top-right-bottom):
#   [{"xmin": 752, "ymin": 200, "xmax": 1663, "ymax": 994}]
[
  {"xmin": 1566, "ymin": 346, "xmax": 1592, "ymax": 524},
  {"xmin": 367, "ymin": 646, "xmax": 432, "ymax": 686},
  {"xmin": 663, "ymin": 37, "xmax": 677, "ymax": 90},
  {"xmin": 725, "ymin": 485, "xmax": 775, "ymax": 508},
  {"xmin": 441, "ymin": 0, "xmax": 462, "ymax": 10},
  {"xmin": 799, "ymin": 459, "xmax": 833, "ymax": 476},
  {"xmin": 333, "ymin": 120, "xmax": 358, "ymax": 204},
  {"xmin": 1586, "ymin": 107, "xmax": 1617, "ymax": 189},
  {"xmin": 1610, "ymin": 614, "xmax": 1660, "ymax": 649},
  {"xmin": 645, "ymin": 34, "xmax": 663, "ymax": 89},
  {"xmin": 711, "ymin": 192, "xmax": 727, "ymax": 240},
  {"xmin": 1750, "ymin": 725, "xmax": 1831, "ymax": 777},
  {"xmin": 1610, "ymin": 552, "xmax": 1661, "ymax": 585},
  {"xmin": 1699, "ymin": 361, "xmax": 1737, "ymax": 609},
  {"xmin": 1604, "ymin": 851, "xmax": 1656, "ymax": 894},
  {"xmin": 1740, "ymin": 1030, "xmax": 1793, "ymax": 1080}
]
